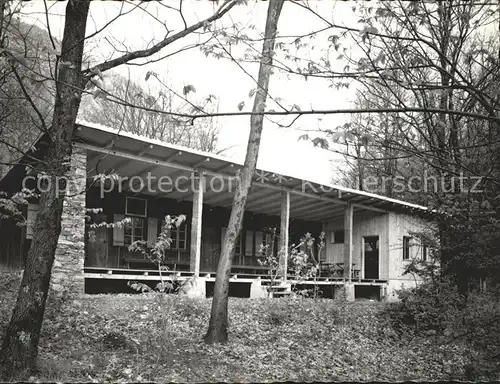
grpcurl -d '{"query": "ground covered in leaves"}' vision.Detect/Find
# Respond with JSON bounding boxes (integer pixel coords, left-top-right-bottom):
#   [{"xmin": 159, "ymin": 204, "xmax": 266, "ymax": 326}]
[{"xmin": 1, "ymin": 282, "xmax": 480, "ymax": 382}]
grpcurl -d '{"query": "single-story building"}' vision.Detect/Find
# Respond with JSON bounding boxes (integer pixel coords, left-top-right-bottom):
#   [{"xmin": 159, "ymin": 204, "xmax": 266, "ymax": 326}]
[{"xmin": 0, "ymin": 120, "xmax": 436, "ymax": 301}]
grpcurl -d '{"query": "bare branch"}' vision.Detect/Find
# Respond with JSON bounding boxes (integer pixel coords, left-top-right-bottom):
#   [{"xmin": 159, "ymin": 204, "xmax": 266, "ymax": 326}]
[{"xmin": 86, "ymin": 0, "xmax": 238, "ymax": 75}]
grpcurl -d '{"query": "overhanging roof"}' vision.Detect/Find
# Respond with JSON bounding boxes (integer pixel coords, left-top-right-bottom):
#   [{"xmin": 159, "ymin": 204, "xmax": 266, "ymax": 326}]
[{"xmin": 73, "ymin": 119, "xmax": 430, "ymax": 222}]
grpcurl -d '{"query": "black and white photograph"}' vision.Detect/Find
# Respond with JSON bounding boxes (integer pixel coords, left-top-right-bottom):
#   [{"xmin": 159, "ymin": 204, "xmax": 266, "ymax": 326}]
[{"xmin": 0, "ymin": 0, "xmax": 499, "ymax": 381}]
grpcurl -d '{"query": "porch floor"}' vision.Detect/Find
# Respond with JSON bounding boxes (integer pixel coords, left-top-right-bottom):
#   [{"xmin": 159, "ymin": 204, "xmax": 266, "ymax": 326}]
[{"xmin": 84, "ymin": 267, "xmax": 388, "ymax": 285}]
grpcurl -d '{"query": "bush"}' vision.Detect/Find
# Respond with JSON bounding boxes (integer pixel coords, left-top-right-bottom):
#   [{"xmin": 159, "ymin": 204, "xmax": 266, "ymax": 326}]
[
  {"xmin": 460, "ymin": 293, "xmax": 500, "ymax": 380},
  {"xmin": 383, "ymin": 279, "xmax": 500, "ymax": 380},
  {"xmin": 390, "ymin": 278, "xmax": 464, "ymax": 334}
]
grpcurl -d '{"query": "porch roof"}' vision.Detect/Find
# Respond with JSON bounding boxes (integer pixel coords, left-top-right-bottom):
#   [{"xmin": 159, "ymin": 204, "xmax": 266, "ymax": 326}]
[{"xmin": 75, "ymin": 119, "xmax": 429, "ymax": 222}]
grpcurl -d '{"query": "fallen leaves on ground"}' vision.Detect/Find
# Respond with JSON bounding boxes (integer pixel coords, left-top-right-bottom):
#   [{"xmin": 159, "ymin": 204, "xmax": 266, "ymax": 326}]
[{"xmin": 0, "ymin": 293, "xmax": 476, "ymax": 382}]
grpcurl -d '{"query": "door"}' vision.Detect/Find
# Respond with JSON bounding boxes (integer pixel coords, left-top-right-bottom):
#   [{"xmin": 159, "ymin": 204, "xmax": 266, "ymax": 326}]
[
  {"xmin": 363, "ymin": 236, "xmax": 379, "ymax": 279},
  {"xmin": 201, "ymin": 227, "xmax": 219, "ymax": 272}
]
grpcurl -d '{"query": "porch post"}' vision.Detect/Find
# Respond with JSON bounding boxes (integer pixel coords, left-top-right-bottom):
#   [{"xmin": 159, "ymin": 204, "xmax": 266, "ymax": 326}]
[
  {"xmin": 344, "ymin": 203, "xmax": 353, "ymax": 283},
  {"xmin": 190, "ymin": 172, "xmax": 204, "ymax": 275},
  {"xmin": 278, "ymin": 190, "xmax": 290, "ymax": 280}
]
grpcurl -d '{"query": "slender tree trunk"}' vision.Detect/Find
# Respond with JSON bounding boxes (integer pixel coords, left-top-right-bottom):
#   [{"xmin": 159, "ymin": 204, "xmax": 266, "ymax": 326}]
[
  {"xmin": 203, "ymin": 0, "xmax": 284, "ymax": 344},
  {"xmin": 0, "ymin": 1, "xmax": 90, "ymax": 379},
  {"xmin": 0, "ymin": 1, "xmax": 238, "ymax": 376},
  {"xmin": 0, "ymin": 0, "xmax": 6, "ymax": 45}
]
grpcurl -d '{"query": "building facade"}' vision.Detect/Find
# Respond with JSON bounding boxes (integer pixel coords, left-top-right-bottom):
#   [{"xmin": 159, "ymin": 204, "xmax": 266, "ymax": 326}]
[{"xmin": 0, "ymin": 121, "xmax": 436, "ymax": 301}]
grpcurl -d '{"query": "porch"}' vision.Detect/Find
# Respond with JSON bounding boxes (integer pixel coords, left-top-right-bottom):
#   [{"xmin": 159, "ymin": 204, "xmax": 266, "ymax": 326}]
[
  {"xmin": 0, "ymin": 121, "xmax": 429, "ymax": 299},
  {"xmin": 83, "ymin": 265, "xmax": 388, "ymax": 299},
  {"xmin": 83, "ymin": 265, "xmax": 387, "ymax": 283},
  {"xmin": 75, "ymin": 121, "xmax": 410, "ymax": 286}
]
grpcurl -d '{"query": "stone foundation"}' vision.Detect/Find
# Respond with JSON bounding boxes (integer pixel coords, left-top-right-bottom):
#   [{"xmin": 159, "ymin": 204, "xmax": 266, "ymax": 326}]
[{"xmin": 51, "ymin": 146, "xmax": 87, "ymax": 295}]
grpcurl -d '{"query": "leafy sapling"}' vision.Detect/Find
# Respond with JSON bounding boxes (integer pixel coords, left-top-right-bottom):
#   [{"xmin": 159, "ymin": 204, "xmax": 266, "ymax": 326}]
[
  {"xmin": 128, "ymin": 214, "xmax": 186, "ymax": 293},
  {"xmin": 257, "ymin": 227, "xmax": 281, "ymax": 296},
  {"xmin": 289, "ymin": 231, "xmax": 325, "ymax": 299}
]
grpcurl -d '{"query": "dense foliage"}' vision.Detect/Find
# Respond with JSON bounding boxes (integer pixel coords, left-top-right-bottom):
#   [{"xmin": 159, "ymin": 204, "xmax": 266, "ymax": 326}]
[
  {"xmin": 386, "ymin": 280, "xmax": 500, "ymax": 380},
  {"xmin": 322, "ymin": 1, "xmax": 500, "ymax": 296}
]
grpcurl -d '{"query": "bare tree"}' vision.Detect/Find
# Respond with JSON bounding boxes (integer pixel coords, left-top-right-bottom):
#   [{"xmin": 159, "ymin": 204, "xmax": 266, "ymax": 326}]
[
  {"xmin": 294, "ymin": 1, "xmax": 500, "ymax": 293},
  {"xmin": 299, "ymin": 1, "xmax": 499, "ymax": 183},
  {"xmin": 0, "ymin": 4, "xmax": 56, "ymax": 177},
  {"xmin": 203, "ymin": 0, "xmax": 284, "ymax": 344},
  {"xmin": 79, "ymin": 72, "xmax": 221, "ymax": 152},
  {"xmin": 0, "ymin": 0, "xmax": 238, "ymax": 377}
]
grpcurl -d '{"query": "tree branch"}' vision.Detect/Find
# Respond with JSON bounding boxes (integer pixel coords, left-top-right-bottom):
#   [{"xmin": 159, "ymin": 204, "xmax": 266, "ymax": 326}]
[{"xmin": 85, "ymin": 0, "xmax": 237, "ymax": 75}]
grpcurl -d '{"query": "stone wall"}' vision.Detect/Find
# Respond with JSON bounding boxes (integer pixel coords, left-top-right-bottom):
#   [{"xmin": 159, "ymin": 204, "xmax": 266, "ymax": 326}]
[{"xmin": 50, "ymin": 146, "xmax": 87, "ymax": 295}]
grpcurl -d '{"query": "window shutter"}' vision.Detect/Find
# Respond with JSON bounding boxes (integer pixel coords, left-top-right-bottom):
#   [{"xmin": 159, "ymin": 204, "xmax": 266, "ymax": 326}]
[
  {"xmin": 26, "ymin": 204, "xmax": 39, "ymax": 239},
  {"xmin": 113, "ymin": 214, "xmax": 125, "ymax": 246},
  {"xmin": 147, "ymin": 218, "xmax": 158, "ymax": 247},
  {"xmin": 245, "ymin": 230, "xmax": 253, "ymax": 256}
]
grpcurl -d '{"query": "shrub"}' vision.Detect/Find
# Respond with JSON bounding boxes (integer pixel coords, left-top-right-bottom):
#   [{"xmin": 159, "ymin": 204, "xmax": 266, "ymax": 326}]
[
  {"xmin": 459, "ymin": 293, "xmax": 500, "ymax": 380},
  {"xmin": 390, "ymin": 278, "xmax": 464, "ymax": 334},
  {"xmin": 383, "ymin": 279, "xmax": 500, "ymax": 380}
]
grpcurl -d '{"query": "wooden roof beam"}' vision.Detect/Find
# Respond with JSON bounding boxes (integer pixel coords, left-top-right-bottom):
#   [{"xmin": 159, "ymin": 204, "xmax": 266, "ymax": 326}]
[
  {"xmin": 192, "ymin": 157, "xmax": 211, "ymax": 169},
  {"xmin": 77, "ymin": 142, "xmax": 392, "ymax": 214},
  {"xmin": 138, "ymin": 144, "xmax": 154, "ymax": 156}
]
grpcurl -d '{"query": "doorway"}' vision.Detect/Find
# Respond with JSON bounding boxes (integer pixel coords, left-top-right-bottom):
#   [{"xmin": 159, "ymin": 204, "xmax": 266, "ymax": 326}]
[{"xmin": 363, "ymin": 236, "xmax": 379, "ymax": 279}]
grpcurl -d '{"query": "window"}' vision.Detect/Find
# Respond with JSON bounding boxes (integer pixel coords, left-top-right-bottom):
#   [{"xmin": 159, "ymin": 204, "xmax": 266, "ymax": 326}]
[
  {"xmin": 263, "ymin": 232, "xmax": 274, "ymax": 255},
  {"xmin": 422, "ymin": 245, "xmax": 428, "ymax": 261},
  {"xmin": 170, "ymin": 224, "xmax": 187, "ymax": 250},
  {"xmin": 335, "ymin": 229, "xmax": 345, "ymax": 244},
  {"xmin": 125, "ymin": 197, "xmax": 147, "ymax": 217},
  {"xmin": 330, "ymin": 230, "xmax": 345, "ymax": 244},
  {"xmin": 124, "ymin": 217, "xmax": 144, "ymax": 245},
  {"xmin": 403, "ymin": 236, "xmax": 412, "ymax": 260}
]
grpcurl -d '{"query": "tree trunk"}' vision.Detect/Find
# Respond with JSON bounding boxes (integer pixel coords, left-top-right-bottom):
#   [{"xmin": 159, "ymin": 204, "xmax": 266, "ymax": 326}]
[
  {"xmin": 0, "ymin": 0, "xmax": 7, "ymax": 45},
  {"xmin": 0, "ymin": 1, "xmax": 90, "ymax": 379},
  {"xmin": 203, "ymin": 0, "xmax": 284, "ymax": 344}
]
